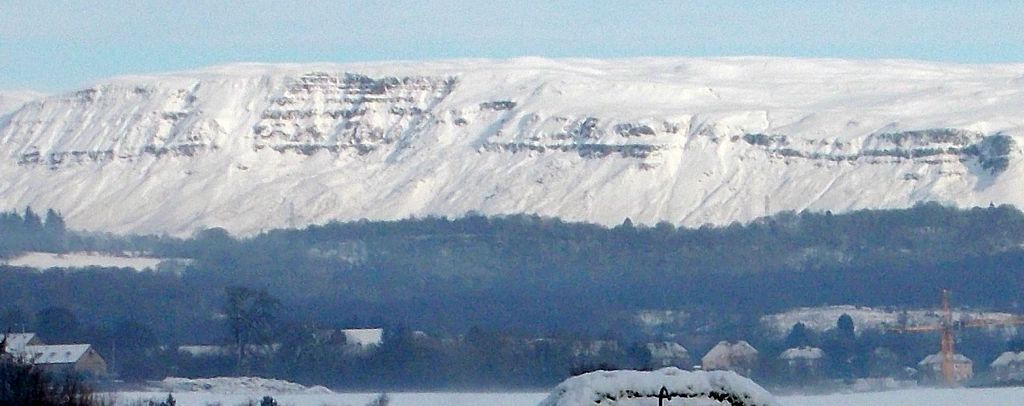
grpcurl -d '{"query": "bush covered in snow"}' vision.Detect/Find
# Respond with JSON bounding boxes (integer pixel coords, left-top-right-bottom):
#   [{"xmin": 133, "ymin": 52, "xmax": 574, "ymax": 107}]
[{"xmin": 539, "ymin": 368, "xmax": 779, "ymax": 406}]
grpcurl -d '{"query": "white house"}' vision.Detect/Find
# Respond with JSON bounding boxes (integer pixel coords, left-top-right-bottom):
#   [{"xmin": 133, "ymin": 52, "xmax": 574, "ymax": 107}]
[
  {"xmin": 645, "ymin": 342, "xmax": 691, "ymax": 369},
  {"xmin": 702, "ymin": 341, "xmax": 759, "ymax": 376},
  {"xmin": 991, "ymin": 351, "xmax": 1024, "ymax": 382},
  {"xmin": 917, "ymin": 353, "xmax": 973, "ymax": 384},
  {"xmin": 779, "ymin": 346, "xmax": 825, "ymax": 380},
  {"xmin": 20, "ymin": 344, "xmax": 108, "ymax": 377},
  {"xmin": 0, "ymin": 333, "xmax": 44, "ymax": 352},
  {"xmin": 2, "ymin": 333, "xmax": 107, "ymax": 377}
]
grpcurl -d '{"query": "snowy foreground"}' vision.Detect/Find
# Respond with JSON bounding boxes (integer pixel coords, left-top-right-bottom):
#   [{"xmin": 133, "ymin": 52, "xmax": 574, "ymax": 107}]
[
  {"xmin": 111, "ymin": 387, "xmax": 1024, "ymax": 406},
  {"xmin": 107, "ymin": 375, "xmax": 1024, "ymax": 405},
  {"xmin": 539, "ymin": 368, "xmax": 777, "ymax": 406}
]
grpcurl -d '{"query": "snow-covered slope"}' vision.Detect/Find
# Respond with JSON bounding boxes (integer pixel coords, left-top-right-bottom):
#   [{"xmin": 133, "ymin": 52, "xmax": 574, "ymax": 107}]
[
  {"xmin": 0, "ymin": 90, "xmax": 46, "ymax": 116},
  {"xmin": 3, "ymin": 57, "xmax": 1024, "ymax": 235},
  {"xmin": 761, "ymin": 305, "xmax": 1021, "ymax": 337}
]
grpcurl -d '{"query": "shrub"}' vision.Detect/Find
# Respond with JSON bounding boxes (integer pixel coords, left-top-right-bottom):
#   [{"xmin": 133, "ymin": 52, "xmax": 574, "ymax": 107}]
[{"xmin": 0, "ymin": 356, "xmax": 100, "ymax": 405}]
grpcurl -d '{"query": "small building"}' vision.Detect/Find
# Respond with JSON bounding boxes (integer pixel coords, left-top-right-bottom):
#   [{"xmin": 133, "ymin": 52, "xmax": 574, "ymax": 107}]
[
  {"xmin": 991, "ymin": 351, "xmax": 1024, "ymax": 383},
  {"xmin": 310, "ymin": 328, "xmax": 385, "ymax": 355},
  {"xmin": 701, "ymin": 341, "xmax": 759, "ymax": 376},
  {"xmin": 0, "ymin": 333, "xmax": 44, "ymax": 352},
  {"xmin": 779, "ymin": 346, "xmax": 825, "ymax": 381},
  {"xmin": 645, "ymin": 342, "xmax": 691, "ymax": 370},
  {"xmin": 21, "ymin": 344, "xmax": 107, "ymax": 377},
  {"xmin": 341, "ymin": 328, "xmax": 384, "ymax": 348},
  {"xmin": 917, "ymin": 352, "xmax": 973, "ymax": 384}
]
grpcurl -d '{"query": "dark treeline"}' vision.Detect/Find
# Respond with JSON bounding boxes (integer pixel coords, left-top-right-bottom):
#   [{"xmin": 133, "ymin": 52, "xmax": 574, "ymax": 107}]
[{"xmin": 1, "ymin": 203, "xmax": 1024, "ymax": 388}]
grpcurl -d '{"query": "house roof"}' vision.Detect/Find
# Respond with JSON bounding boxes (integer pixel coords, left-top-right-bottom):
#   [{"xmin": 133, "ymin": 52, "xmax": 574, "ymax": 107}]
[
  {"xmin": 919, "ymin": 353, "xmax": 971, "ymax": 366},
  {"xmin": 646, "ymin": 342, "xmax": 689, "ymax": 359},
  {"xmin": 779, "ymin": 346, "xmax": 825, "ymax": 360},
  {"xmin": 0, "ymin": 333, "xmax": 39, "ymax": 351},
  {"xmin": 702, "ymin": 341, "xmax": 759, "ymax": 368},
  {"xmin": 342, "ymin": 328, "xmax": 383, "ymax": 347},
  {"xmin": 21, "ymin": 344, "xmax": 92, "ymax": 365},
  {"xmin": 991, "ymin": 351, "xmax": 1024, "ymax": 367}
]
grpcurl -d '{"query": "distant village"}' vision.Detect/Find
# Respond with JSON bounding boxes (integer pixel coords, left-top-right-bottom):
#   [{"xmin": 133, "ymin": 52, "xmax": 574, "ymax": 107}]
[{"xmin": 6, "ymin": 320, "xmax": 1024, "ymax": 391}]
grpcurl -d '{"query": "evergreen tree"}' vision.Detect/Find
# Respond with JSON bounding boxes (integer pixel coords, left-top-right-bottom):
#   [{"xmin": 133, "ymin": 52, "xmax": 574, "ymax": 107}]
[
  {"xmin": 784, "ymin": 322, "xmax": 812, "ymax": 348},
  {"xmin": 22, "ymin": 207, "xmax": 42, "ymax": 233},
  {"xmin": 43, "ymin": 209, "xmax": 67, "ymax": 251},
  {"xmin": 837, "ymin": 314, "xmax": 855, "ymax": 339}
]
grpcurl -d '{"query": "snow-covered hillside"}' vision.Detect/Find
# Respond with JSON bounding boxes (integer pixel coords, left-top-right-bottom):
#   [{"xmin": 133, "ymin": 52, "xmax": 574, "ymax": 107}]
[
  {"xmin": 0, "ymin": 90, "xmax": 46, "ymax": 115},
  {"xmin": 761, "ymin": 305, "xmax": 1021, "ymax": 337},
  {"xmin": 3, "ymin": 57, "xmax": 1024, "ymax": 235}
]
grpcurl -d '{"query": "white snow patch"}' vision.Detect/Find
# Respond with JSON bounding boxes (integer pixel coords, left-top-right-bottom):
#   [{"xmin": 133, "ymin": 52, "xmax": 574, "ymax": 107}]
[
  {"xmin": 780, "ymin": 347, "xmax": 824, "ymax": 360},
  {"xmin": 4, "ymin": 251, "xmax": 179, "ymax": 271},
  {"xmin": 156, "ymin": 376, "xmax": 332, "ymax": 395}
]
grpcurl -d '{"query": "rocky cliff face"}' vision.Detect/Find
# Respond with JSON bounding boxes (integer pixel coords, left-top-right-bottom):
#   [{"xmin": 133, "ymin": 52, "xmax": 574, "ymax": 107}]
[
  {"xmin": 252, "ymin": 72, "xmax": 456, "ymax": 155},
  {"xmin": 1, "ymin": 58, "xmax": 1023, "ymax": 235}
]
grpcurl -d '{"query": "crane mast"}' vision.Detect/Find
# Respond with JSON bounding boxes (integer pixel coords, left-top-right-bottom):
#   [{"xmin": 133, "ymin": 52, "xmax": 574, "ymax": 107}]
[
  {"xmin": 888, "ymin": 289, "xmax": 1024, "ymax": 387},
  {"xmin": 939, "ymin": 289, "xmax": 955, "ymax": 386}
]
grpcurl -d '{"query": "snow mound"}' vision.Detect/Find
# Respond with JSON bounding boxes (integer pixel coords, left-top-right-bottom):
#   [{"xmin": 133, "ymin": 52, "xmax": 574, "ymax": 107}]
[
  {"xmin": 158, "ymin": 377, "xmax": 333, "ymax": 395},
  {"xmin": 538, "ymin": 368, "xmax": 778, "ymax": 406}
]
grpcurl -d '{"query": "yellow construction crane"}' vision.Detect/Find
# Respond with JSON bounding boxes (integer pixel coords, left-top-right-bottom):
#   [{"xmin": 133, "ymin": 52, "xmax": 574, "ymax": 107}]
[{"xmin": 887, "ymin": 289, "xmax": 1024, "ymax": 386}]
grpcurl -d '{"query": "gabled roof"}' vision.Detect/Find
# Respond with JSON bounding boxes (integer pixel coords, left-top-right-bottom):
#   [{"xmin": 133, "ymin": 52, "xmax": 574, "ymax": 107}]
[
  {"xmin": 646, "ymin": 342, "xmax": 689, "ymax": 359},
  {"xmin": 0, "ymin": 333, "xmax": 40, "ymax": 351},
  {"xmin": 702, "ymin": 341, "xmax": 759, "ymax": 371},
  {"xmin": 918, "ymin": 353, "xmax": 971, "ymax": 366},
  {"xmin": 991, "ymin": 351, "xmax": 1024, "ymax": 367},
  {"xmin": 20, "ymin": 344, "xmax": 92, "ymax": 365}
]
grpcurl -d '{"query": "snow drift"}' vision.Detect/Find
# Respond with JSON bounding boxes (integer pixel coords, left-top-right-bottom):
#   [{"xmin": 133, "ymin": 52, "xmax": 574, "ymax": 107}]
[
  {"xmin": 538, "ymin": 368, "xmax": 778, "ymax": 406},
  {"xmin": 2, "ymin": 57, "xmax": 1024, "ymax": 235},
  {"xmin": 156, "ymin": 376, "xmax": 332, "ymax": 395}
]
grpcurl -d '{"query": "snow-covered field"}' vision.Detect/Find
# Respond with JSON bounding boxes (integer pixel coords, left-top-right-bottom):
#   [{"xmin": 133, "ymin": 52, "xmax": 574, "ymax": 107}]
[
  {"xmin": 110, "ymin": 387, "xmax": 1024, "ymax": 406},
  {"xmin": 3, "ymin": 251, "xmax": 173, "ymax": 271},
  {"xmin": 783, "ymin": 387, "xmax": 1024, "ymax": 406}
]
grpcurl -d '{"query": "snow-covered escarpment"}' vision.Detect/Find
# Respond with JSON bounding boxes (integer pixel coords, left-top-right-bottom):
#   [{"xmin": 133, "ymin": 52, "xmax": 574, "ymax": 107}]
[{"xmin": 3, "ymin": 58, "xmax": 1024, "ymax": 235}]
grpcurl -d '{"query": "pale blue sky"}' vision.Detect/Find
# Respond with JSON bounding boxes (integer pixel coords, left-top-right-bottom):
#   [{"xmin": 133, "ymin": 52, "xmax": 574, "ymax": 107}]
[{"xmin": 2, "ymin": 1, "xmax": 1024, "ymax": 92}]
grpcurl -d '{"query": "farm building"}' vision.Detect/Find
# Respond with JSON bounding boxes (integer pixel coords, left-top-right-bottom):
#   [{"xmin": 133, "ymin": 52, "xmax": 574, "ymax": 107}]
[{"xmin": 21, "ymin": 344, "xmax": 108, "ymax": 377}]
